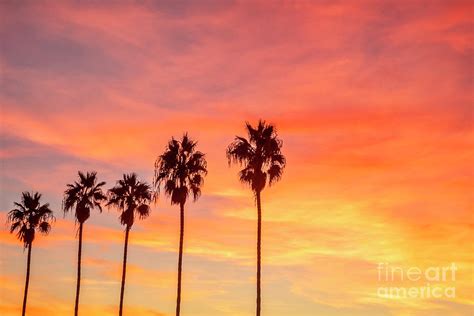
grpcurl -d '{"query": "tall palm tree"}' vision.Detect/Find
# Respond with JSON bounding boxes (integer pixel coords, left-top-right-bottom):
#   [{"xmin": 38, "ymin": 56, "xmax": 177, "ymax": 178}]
[
  {"xmin": 7, "ymin": 192, "xmax": 54, "ymax": 316},
  {"xmin": 107, "ymin": 173, "xmax": 152, "ymax": 316},
  {"xmin": 226, "ymin": 120, "xmax": 286, "ymax": 316},
  {"xmin": 153, "ymin": 134, "xmax": 207, "ymax": 316},
  {"xmin": 63, "ymin": 171, "xmax": 106, "ymax": 316}
]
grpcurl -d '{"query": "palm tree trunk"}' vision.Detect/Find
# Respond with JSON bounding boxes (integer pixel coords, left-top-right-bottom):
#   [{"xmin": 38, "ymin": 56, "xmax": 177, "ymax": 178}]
[
  {"xmin": 175, "ymin": 202, "xmax": 185, "ymax": 316},
  {"xmin": 119, "ymin": 226, "xmax": 130, "ymax": 316},
  {"xmin": 256, "ymin": 191, "xmax": 262, "ymax": 316},
  {"xmin": 75, "ymin": 223, "xmax": 83, "ymax": 316},
  {"xmin": 22, "ymin": 243, "xmax": 32, "ymax": 316}
]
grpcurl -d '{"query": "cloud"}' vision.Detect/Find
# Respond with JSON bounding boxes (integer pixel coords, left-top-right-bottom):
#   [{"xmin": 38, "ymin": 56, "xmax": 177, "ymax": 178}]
[{"xmin": 1, "ymin": 1, "xmax": 472, "ymax": 315}]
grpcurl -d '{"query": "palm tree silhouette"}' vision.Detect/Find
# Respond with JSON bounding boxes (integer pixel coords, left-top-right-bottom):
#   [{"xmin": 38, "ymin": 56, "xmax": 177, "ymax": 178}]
[
  {"xmin": 7, "ymin": 192, "xmax": 54, "ymax": 316},
  {"xmin": 63, "ymin": 171, "xmax": 106, "ymax": 316},
  {"xmin": 153, "ymin": 134, "xmax": 208, "ymax": 316},
  {"xmin": 107, "ymin": 173, "xmax": 152, "ymax": 316},
  {"xmin": 226, "ymin": 120, "xmax": 286, "ymax": 316}
]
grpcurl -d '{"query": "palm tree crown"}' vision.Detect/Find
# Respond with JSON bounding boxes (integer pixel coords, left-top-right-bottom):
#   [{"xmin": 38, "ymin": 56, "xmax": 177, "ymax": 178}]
[
  {"xmin": 226, "ymin": 120, "xmax": 286, "ymax": 193},
  {"xmin": 7, "ymin": 192, "xmax": 55, "ymax": 248},
  {"xmin": 154, "ymin": 133, "xmax": 208, "ymax": 205},
  {"xmin": 107, "ymin": 173, "xmax": 152, "ymax": 228},
  {"xmin": 63, "ymin": 171, "xmax": 107, "ymax": 223}
]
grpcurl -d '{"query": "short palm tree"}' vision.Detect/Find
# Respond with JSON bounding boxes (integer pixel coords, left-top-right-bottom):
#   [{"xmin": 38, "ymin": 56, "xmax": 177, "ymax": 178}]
[
  {"xmin": 226, "ymin": 120, "xmax": 286, "ymax": 316},
  {"xmin": 7, "ymin": 192, "xmax": 54, "ymax": 316},
  {"xmin": 107, "ymin": 173, "xmax": 152, "ymax": 316},
  {"xmin": 63, "ymin": 171, "xmax": 106, "ymax": 316},
  {"xmin": 153, "ymin": 134, "xmax": 207, "ymax": 316}
]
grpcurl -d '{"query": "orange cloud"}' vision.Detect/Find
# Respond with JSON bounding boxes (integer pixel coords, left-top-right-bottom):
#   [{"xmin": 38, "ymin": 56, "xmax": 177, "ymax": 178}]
[{"xmin": 1, "ymin": 1, "xmax": 472, "ymax": 315}]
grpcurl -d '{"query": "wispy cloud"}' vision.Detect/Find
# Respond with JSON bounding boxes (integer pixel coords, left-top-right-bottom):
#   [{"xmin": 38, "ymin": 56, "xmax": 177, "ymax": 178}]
[{"xmin": 1, "ymin": 1, "xmax": 472, "ymax": 315}]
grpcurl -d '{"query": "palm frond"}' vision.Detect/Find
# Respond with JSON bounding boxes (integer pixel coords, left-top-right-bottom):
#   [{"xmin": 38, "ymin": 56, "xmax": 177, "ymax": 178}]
[
  {"xmin": 7, "ymin": 191, "xmax": 54, "ymax": 247},
  {"xmin": 108, "ymin": 173, "xmax": 152, "ymax": 228},
  {"xmin": 63, "ymin": 171, "xmax": 106, "ymax": 223},
  {"xmin": 39, "ymin": 222, "xmax": 51, "ymax": 234},
  {"xmin": 228, "ymin": 120, "xmax": 286, "ymax": 193},
  {"xmin": 137, "ymin": 204, "xmax": 150, "ymax": 219},
  {"xmin": 154, "ymin": 134, "xmax": 207, "ymax": 206}
]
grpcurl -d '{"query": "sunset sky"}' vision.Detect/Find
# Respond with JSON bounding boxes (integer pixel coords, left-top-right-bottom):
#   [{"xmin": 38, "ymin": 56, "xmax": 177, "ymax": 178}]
[{"xmin": 0, "ymin": 1, "xmax": 473, "ymax": 315}]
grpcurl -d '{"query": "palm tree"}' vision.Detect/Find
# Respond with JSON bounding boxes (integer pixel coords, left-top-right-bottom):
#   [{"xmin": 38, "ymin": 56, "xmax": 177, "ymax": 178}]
[
  {"xmin": 63, "ymin": 171, "xmax": 106, "ymax": 316},
  {"xmin": 7, "ymin": 192, "xmax": 54, "ymax": 316},
  {"xmin": 153, "ymin": 134, "xmax": 207, "ymax": 316},
  {"xmin": 226, "ymin": 120, "xmax": 286, "ymax": 316},
  {"xmin": 107, "ymin": 173, "xmax": 152, "ymax": 316}
]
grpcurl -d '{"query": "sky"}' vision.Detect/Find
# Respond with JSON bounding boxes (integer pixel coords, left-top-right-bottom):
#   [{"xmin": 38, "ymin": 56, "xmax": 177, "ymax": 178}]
[{"xmin": 0, "ymin": 1, "xmax": 473, "ymax": 315}]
